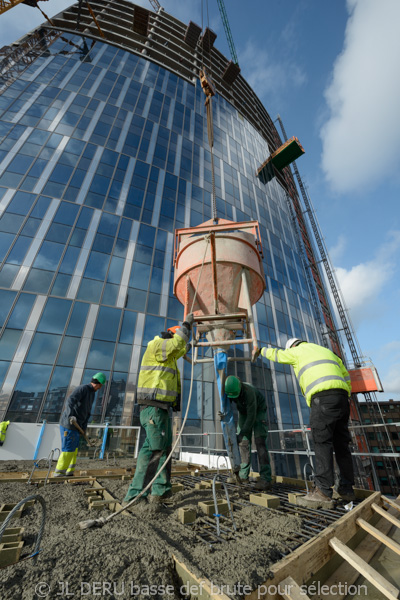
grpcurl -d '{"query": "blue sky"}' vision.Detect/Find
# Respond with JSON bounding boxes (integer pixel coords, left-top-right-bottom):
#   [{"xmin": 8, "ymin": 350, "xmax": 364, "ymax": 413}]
[{"xmin": 1, "ymin": 0, "xmax": 399, "ymax": 401}]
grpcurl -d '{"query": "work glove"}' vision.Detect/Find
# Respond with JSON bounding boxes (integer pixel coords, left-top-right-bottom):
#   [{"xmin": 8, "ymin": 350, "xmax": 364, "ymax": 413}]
[
  {"xmin": 185, "ymin": 342, "xmax": 191, "ymax": 355},
  {"xmin": 69, "ymin": 416, "xmax": 77, "ymax": 426},
  {"xmin": 253, "ymin": 348, "xmax": 261, "ymax": 360},
  {"xmin": 182, "ymin": 312, "xmax": 194, "ymax": 330}
]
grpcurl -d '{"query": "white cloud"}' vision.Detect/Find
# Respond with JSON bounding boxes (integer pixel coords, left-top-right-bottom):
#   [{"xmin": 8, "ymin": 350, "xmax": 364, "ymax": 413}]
[
  {"xmin": 320, "ymin": 0, "xmax": 400, "ymax": 193},
  {"xmin": 240, "ymin": 38, "xmax": 306, "ymax": 106},
  {"xmin": 383, "ymin": 370, "xmax": 400, "ymax": 395},
  {"xmin": 329, "ymin": 234, "xmax": 347, "ymax": 264},
  {"xmin": 332, "ymin": 231, "xmax": 400, "ymax": 325},
  {"xmin": 376, "ymin": 341, "xmax": 400, "ymax": 395}
]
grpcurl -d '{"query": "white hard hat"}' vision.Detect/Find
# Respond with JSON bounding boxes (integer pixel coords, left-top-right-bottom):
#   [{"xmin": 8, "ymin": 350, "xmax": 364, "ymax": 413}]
[{"xmin": 285, "ymin": 338, "xmax": 302, "ymax": 350}]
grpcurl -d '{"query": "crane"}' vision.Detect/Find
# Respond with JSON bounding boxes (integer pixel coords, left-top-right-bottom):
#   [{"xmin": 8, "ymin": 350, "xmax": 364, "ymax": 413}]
[
  {"xmin": 147, "ymin": 0, "xmax": 161, "ymax": 10},
  {"xmin": 0, "ymin": 0, "xmax": 47, "ymax": 17},
  {"xmin": 216, "ymin": 0, "xmax": 239, "ymax": 65}
]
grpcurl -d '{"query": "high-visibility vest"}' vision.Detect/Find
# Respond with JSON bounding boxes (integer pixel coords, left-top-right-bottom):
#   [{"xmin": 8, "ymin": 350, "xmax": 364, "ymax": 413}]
[
  {"xmin": 262, "ymin": 343, "xmax": 351, "ymax": 406},
  {"xmin": 0, "ymin": 421, "xmax": 10, "ymax": 446},
  {"xmin": 137, "ymin": 330, "xmax": 188, "ymax": 406}
]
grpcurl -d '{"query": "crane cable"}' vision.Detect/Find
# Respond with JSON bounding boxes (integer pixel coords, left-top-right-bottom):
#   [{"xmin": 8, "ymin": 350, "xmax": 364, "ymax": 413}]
[{"xmin": 200, "ymin": 0, "xmax": 217, "ymax": 223}]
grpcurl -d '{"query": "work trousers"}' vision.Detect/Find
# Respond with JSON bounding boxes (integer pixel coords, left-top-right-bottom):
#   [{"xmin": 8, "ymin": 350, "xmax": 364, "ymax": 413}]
[
  {"xmin": 54, "ymin": 427, "xmax": 80, "ymax": 476},
  {"xmin": 237, "ymin": 410, "xmax": 272, "ymax": 482},
  {"xmin": 310, "ymin": 390, "xmax": 354, "ymax": 497},
  {"xmin": 124, "ymin": 405, "xmax": 172, "ymax": 501}
]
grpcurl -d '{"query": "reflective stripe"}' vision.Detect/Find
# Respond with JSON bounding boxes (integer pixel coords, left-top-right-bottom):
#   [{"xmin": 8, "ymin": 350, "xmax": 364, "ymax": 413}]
[
  {"xmin": 345, "ymin": 376, "xmax": 350, "ymax": 381},
  {"xmin": 137, "ymin": 387, "xmax": 178, "ymax": 398},
  {"xmin": 162, "ymin": 339, "xmax": 168, "ymax": 361},
  {"xmin": 262, "ymin": 348, "xmax": 277, "ymax": 360},
  {"xmin": 298, "ymin": 359, "xmax": 340, "ymax": 380},
  {"xmin": 305, "ymin": 375, "xmax": 348, "ymax": 397},
  {"xmin": 175, "ymin": 328, "xmax": 189, "ymax": 342},
  {"xmin": 140, "ymin": 365, "xmax": 176, "ymax": 375}
]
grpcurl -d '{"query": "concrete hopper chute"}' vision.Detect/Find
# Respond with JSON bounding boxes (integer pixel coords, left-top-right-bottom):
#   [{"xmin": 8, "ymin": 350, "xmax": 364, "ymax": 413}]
[
  {"xmin": 173, "ymin": 218, "xmax": 265, "ymax": 362},
  {"xmin": 174, "ymin": 217, "xmax": 265, "ymax": 477}
]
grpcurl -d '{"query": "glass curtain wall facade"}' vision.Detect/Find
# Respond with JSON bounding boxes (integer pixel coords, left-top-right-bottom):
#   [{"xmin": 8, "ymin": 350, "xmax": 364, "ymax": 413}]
[{"xmin": 0, "ymin": 1, "xmax": 326, "ymax": 476}]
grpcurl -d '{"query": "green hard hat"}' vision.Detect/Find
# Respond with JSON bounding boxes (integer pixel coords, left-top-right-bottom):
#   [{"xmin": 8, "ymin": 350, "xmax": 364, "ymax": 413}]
[
  {"xmin": 225, "ymin": 376, "xmax": 241, "ymax": 398},
  {"xmin": 93, "ymin": 372, "xmax": 106, "ymax": 385}
]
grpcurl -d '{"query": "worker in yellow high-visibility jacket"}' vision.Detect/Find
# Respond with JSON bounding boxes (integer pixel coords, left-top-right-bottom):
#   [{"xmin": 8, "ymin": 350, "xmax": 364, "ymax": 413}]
[
  {"xmin": 259, "ymin": 338, "xmax": 354, "ymax": 507},
  {"xmin": 123, "ymin": 314, "xmax": 193, "ymax": 506},
  {"xmin": 0, "ymin": 421, "xmax": 10, "ymax": 446}
]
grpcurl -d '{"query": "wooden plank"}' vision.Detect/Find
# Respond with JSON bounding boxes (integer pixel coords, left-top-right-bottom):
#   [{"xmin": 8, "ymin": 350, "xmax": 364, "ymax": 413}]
[
  {"xmin": 313, "ymin": 499, "xmax": 400, "ymax": 600},
  {"xmin": 329, "ymin": 537, "xmax": 399, "ymax": 600},
  {"xmin": 382, "ymin": 495, "xmax": 400, "ymax": 513},
  {"xmin": 173, "ymin": 554, "xmax": 232, "ymax": 600},
  {"xmin": 372, "ymin": 503, "xmax": 400, "ymax": 528},
  {"xmin": 243, "ymin": 491, "xmax": 381, "ymax": 600},
  {"xmin": 279, "ymin": 576, "xmax": 312, "ymax": 600},
  {"xmin": 91, "ymin": 479, "xmax": 127, "ymax": 516},
  {"xmin": 356, "ymin": 517, "xmax": 400, "ymax": 556}
]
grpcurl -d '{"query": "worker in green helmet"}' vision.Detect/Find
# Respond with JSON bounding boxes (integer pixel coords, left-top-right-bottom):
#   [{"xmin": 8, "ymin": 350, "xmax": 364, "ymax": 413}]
[
  {"xmin": 54, "ymin": 372, "xmax": 106, "ymax": 478},
  {"xmin": 123, "ymin": 314, "xmax": 194, "ymax": 506},
  {"xmin": 225, "ymin": 375, "xmax": 272, "ymax": 490}
]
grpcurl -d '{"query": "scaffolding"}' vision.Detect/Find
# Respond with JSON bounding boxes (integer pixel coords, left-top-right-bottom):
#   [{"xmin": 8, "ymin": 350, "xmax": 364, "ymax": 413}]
[{"xmin": 276, "ymin": 115, "xmax": 400, "ymax": 496}]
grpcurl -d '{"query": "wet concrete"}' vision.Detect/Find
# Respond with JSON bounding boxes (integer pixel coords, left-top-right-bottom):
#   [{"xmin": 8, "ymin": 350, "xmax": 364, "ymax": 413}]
[{"xmin": 0, "ymin": 461, "xmax": 303, "ymax": 600}]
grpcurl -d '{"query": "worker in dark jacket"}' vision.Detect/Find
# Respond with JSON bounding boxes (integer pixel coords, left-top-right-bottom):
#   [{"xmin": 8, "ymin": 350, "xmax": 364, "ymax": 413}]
[
  {"xmin": 54, "ymin": 372, "xmax": 106, "ymax": 477},
  {"xmin": 225, "ymin": 376, "xmax": 272, "ymax": 490},
  {"xmin": 260, "ymin": 338, "xmax": 354, "ymax": 506},
  {"xmin": 123, "ymin": 314, "xmax": 193, "ymax": 505}
]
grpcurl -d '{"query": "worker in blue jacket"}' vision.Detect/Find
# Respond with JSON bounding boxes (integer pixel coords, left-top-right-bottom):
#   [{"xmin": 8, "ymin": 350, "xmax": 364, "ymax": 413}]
[
  {"xmin": 225, "ymin": 376, "xmax": 272, "ymax": 490},
  {"xmin": 54, "ymin": 373, "xmax": 106, "ymax": 477},
  {"xmin": 259, "ymin": 338, "xmax": 354, "ymax": 506}
]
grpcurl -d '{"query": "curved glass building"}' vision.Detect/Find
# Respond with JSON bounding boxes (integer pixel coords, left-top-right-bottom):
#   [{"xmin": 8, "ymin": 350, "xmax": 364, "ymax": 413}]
[{"xmin": 0, "ymin": 0, "xmax": 338, "ymax": 476}]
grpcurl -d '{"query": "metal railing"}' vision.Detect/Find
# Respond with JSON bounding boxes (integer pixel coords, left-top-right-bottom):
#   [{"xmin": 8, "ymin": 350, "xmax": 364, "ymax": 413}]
[{"xmin": 176, "ymin": 422, "xmax": 400, "ymax": 492}]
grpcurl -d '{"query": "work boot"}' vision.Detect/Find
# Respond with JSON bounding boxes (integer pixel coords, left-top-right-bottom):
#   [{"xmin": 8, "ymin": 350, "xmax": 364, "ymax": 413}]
[
  {"xmin": 66, "ymin": 472, "xmax": 75, "ymax": 477},
  {"xmin": 297, "ymin": 487, "xmax": 334, "ymax": 509},
  {"xmin": 226, "ymin": 476, "xmax": 248, "ymax": 484},
  {"xmin": 149, "ymin": 490, "xmax": 173, "ymax": 504},
  {"xmin": 332, "ymin": 487, "xmax": 356, "ymax": 502},
  {"xmin": 254, "ymin": 479, "xmax": 272, "ymax": 492},
  {"xmin": 121, "ymin": 497, "xmax": 147, "ymax": 509},
  {"xmin": 53, "ymin": 473, "xmax": 67, "ymax": 478}
]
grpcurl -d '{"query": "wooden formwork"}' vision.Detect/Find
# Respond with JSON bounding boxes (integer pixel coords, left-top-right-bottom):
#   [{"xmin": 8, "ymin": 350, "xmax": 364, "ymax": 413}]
[
  {"xmin": 1, "ymin": 469, "xmax": 399, "ymax": 598},
  {"xmin": 172, "ymin": 490, "xmax": 400, "ymax": 600}
]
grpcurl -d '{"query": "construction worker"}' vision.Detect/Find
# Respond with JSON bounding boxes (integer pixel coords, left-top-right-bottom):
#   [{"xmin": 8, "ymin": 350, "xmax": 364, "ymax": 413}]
[
  {"xmin": 54, "ymin": 372, "xmax": 106, "ymax": 477},
  {"xmin": 259, "ymin": 338, "xmax": 354, "ymax": 506},
  {"xmin": 0, "ymin": 420, "xmax": 10, "ymax": 446},
  {"xmin": 123, "ymin": 314, "xmax": 194, "ymax": 506},
  {"xmin": 225, "ymin": 376, "xmax": 272, "ymax": 490}
]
